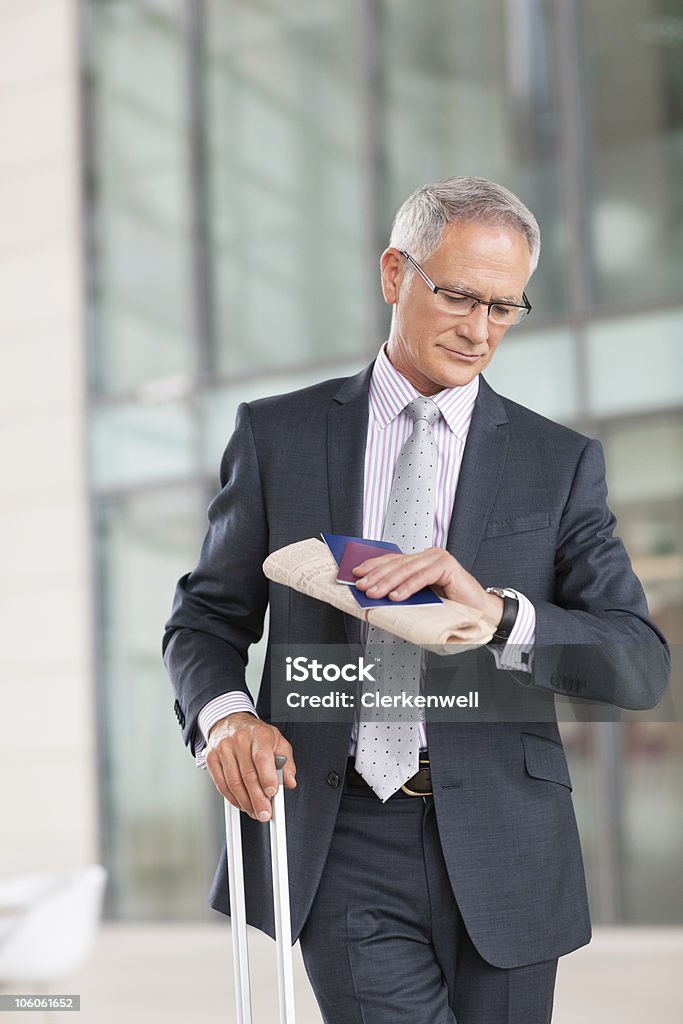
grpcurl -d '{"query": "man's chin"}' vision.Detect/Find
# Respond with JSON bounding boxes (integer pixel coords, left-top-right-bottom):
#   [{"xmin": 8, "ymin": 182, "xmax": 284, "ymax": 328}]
[{"xmin": 434, "ymin": 359, "xmax": 482, "ymax": 389}]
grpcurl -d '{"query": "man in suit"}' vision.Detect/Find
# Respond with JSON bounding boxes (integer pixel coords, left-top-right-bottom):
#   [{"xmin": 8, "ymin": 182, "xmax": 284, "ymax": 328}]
[{"xmin": 163, "ymin": 177, "xmax": 669, "ymax": 1023}]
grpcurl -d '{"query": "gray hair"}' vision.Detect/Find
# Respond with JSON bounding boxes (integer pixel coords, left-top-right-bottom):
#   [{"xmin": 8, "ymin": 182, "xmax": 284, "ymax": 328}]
[{"xmin": 389, "ymin": 176, "xmax": 541, "ymax": 275}]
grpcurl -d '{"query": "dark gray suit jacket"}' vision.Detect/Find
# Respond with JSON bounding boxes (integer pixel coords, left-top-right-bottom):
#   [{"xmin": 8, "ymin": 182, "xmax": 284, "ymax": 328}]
[{"xmin": 162, "ymin": 364, "xmax": 669, "ymax": 969}]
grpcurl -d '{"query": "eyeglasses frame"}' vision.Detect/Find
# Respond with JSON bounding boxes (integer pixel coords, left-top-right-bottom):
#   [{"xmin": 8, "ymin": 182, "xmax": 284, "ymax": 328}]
[{"xmin": 399, "ymin": 250, "xmax": 532, "ymax": 324}]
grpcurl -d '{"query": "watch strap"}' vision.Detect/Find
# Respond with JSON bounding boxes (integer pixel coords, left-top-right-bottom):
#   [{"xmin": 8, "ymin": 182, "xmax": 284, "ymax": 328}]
[{"xmin": 486, "ymin": 588, "xmax": 519, "ymax": 645}]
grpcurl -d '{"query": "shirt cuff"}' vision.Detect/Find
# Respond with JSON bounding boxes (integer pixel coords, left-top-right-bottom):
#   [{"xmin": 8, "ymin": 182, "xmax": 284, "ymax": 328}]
[
  {"xmin": 194, "ymin": 692, "xmax": 259, "ymax": 770},
  {"xmin": 488, "ymin": 590, "xmax": 535, "ymax": 673}
]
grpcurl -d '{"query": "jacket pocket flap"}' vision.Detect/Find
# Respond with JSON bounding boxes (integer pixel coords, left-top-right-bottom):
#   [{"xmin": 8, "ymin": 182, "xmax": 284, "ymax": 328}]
[
  {"xmin": 485, "ymin": 512, "xmax": 550, "ymax": 538},
  {"xmin": 522, "ymin": 733, "xmax": 573, "ymax": 790}
]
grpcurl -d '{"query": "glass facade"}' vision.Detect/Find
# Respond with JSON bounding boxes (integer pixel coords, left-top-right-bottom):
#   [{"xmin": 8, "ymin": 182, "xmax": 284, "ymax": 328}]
[{"xmin": 82, "ymin": 0, "xmax": 682, "ymax": 921}]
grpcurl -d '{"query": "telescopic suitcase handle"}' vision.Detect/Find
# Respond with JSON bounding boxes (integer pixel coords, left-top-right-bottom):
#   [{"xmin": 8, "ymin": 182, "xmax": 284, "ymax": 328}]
[{"xmin": 224, "ymin": 755, "xmax": 296, "ymax": 1023}]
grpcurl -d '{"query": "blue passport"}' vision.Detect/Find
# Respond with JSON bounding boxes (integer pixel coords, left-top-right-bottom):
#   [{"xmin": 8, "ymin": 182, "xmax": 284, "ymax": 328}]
[{"xmin": 321, "ymin": 533, "xmax": 443, "ymax": 609}]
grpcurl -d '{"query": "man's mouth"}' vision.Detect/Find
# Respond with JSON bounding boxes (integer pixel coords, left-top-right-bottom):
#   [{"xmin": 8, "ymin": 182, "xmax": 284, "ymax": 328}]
[{"xmin": 439, "ymin": 345, "xmax": 482, "ymax": 363}]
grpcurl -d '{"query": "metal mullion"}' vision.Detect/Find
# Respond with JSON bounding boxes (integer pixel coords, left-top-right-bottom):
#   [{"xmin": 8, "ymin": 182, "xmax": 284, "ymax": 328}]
[
  {"xmin": 183, "ymin": 0, "xmax": 225, "ymax": 888},
  {"xmin": 552, "ymin": 0, "xmax": 594, "ymax": 434},
  {"xmin": 76, "ymin": 0, "xmax": 117, "ymax": 917},
  {"xmin": 355, "ymin": 0, "xmax": 388, "ymax": 356},
  {"xmin": 552, "ymin": 0, "xmax": 623, "ymax": 924},
  {"xmin": 184, "ymin": 0, "xmax": 213, "ymax": 387}
]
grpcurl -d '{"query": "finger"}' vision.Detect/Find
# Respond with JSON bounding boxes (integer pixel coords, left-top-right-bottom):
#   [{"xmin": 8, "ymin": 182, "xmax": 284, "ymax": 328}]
[
  {"xmin": 233, "ymin": 749, "xmax": 274, "ymax": 822},
  {"xmin": 215, "ymin": 748, "xmax": 267, "ymax": 821},
  {"xmin": 222, "ymin": 789, "xmax": 242, "ymax": 812},
  {"xmin": 353, "ymin": 553, "xmax": 421, "ymax": 590},
  {"xmin": 359, "ymin": 553, "xmax": 443, "ymax": 597},
  {"xmin": 206, "ymin": 746, "xmax": 240, "ymax": 806},
  {"xmin": 252, "ymin": 743, "xmax": 281, "ymax": 799},
  {"xmin": 352, "ymin": 553, "xmax": 405, "ymax": 576},
  {"xmin": 386, "ymin": 563, "xmax": 447, "ymax": 600}
]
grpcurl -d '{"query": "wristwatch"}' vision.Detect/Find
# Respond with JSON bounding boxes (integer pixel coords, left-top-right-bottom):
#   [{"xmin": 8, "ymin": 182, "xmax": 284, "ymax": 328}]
[{"xmin": 485, "ymin": 587, "xmax": 519, "ymax": 645}]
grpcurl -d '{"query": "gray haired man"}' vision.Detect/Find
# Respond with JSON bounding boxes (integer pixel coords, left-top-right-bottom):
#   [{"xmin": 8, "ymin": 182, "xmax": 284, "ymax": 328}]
[{"xmin": 163, "ymin": 177, "xmax": 668, "ymax": 1023}]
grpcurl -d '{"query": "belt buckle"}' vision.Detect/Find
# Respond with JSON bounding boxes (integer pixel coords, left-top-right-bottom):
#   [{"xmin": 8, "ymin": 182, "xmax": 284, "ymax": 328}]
[{"xmin": 400, "ymin": 758, "xmax": 432, "ymax": 797}]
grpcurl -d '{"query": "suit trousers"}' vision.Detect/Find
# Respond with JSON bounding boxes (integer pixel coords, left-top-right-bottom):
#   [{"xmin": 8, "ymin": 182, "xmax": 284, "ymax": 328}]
[{"xmin": 298, "ymin": 784, "xmax": 558, "ymax": 1024}]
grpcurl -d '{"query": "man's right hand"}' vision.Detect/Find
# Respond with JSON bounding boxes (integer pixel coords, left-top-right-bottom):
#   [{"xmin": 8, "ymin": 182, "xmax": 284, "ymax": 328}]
[{"xmin": 205, "ymin": 711, "xmax": 297, "ymax": 822}]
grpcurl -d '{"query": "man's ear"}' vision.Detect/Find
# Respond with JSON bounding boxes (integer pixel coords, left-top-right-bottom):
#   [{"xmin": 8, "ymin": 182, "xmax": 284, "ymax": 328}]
[{"xmin": 380, "ymin": 247, "xmax": 404, "ymax": 305}]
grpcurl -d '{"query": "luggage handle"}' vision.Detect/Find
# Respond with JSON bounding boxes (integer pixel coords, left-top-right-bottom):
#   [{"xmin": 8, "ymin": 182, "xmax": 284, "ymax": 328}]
[{"xmin": 224, "ymin": 754, "xmax": 296, "ymax": 1023}]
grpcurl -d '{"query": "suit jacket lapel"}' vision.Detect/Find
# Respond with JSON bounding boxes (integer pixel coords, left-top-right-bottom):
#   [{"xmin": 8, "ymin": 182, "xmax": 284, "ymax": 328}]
[
  {"xmin": 446, "ymin": 376, "xmax": 509, "ymax": 572},
  {"xmin": 327, "ymin": 364, "xmax": 373, "ymax": 646}
]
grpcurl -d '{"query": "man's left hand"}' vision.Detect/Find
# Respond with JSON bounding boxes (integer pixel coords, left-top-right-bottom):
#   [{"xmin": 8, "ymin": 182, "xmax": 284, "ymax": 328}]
[{"xmin": 352, "ymin": 547, "xmax": 503, "ymax": 627}]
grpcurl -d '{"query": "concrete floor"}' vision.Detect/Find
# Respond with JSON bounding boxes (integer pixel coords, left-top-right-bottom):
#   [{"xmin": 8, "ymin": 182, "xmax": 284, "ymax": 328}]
[{"xmin": 1, "ymin": 924, "xmax": 681, "ymax": 1023}]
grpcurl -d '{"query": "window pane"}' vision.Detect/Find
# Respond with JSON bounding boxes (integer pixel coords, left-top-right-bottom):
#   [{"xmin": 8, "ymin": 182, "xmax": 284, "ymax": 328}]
[
  {"xmin": 96, "ymin": 485, "xmax": 216, "ymax": 919},
  {"xmin": 90, "ymin": 400, "xmax": 196, "ymax": 489},
  {"xmin": 621, "ymin": 723, "xmax": 683, "ymax": 923},
  {"xmin": 562, "ymin": 723, "xmax": 683, "ymax": 925},
  {"xmin": 87, "ymin": 0, "xmax": 194, "ymax": 395},
  {"xmin": 580, "ymin": 0, "xmax": 683, "ymax": 304},
  {"xmin": 204, "ymin": 0, "xmax": 375, "ymax": 375},
  {"xmin": 484, "ymin": 327, "xmax": 578, "ymax": 422},
  {"xmin": 587, "ymin": 307, "xmax": 683, "ymax": 417},
  {"xmin": 601, "ymin": 415, "xmax": 683, "ymax": 922},
  {"xmin": 381, "ymin": 0, "xmax": 568, "ymax": 318},
  {"xmin": 602, "ymin": 416, "xmax": 683, "ymax": 640},
  {"xmin": 201, "ymin": 361, "xmax": 363, "ymax": 473}
]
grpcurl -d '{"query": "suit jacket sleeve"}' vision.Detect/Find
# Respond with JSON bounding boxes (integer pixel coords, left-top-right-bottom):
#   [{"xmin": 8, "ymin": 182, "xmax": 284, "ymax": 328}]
[
  {"xmin": 162, "ymin": 403, "xmax": 269, "ymax": 752},
  {"xmin": 521, "ymin": 437, "xmax": 670, "ymax": 709}
]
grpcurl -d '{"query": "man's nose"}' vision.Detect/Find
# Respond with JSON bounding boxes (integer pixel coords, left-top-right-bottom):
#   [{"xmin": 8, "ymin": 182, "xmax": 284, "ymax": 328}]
[{"xmin": 456, "ymin": 302, "xmax": 490, "ymax": 345}]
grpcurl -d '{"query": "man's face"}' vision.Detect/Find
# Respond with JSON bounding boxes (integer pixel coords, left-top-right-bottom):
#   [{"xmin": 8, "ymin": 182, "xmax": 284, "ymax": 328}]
[{"xmin": 381, "ymin": 220, "xmax": 532, "ymax": 394}]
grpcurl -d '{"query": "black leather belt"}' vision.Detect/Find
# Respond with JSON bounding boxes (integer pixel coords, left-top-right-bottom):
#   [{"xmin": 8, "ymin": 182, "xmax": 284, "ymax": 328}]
[{"xmin": 345, "ymin": 757, "xmax": 432, "ymax": 798}]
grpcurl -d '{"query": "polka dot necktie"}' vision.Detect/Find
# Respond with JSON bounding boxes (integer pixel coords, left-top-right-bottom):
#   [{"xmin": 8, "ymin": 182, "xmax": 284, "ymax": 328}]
[{"xmin": 355, "ymin": 397, "xmax": 441, "ymax": 801}]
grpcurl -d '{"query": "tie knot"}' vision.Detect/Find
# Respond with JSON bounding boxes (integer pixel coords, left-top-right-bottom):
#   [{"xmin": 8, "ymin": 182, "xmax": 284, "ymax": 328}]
[{"xmin": 405, "ymin": 397, "xmax": 440, "ymax": 427}]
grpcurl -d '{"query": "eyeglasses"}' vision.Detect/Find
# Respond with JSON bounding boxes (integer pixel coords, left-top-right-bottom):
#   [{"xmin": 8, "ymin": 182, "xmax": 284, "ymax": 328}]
[{"xmin": 400, "ymin": 251, "xmax": 532, "ymax": 326}]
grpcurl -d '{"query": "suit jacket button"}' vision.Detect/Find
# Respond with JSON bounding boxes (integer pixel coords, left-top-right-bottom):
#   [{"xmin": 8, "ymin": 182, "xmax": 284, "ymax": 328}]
[{"xmin": 326, "ymin": 770, "xmax": 340, "ymax": 788}]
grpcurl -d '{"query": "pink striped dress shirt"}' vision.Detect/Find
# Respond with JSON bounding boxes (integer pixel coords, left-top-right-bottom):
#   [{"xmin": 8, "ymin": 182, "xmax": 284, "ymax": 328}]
[{"xmin": 194, "ymin": 346, "xmax": 535, "ymax": 767}]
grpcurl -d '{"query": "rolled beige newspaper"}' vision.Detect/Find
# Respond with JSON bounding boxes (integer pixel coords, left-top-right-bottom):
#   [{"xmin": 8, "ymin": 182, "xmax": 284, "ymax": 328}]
[{"xmin": 262, "ymin": 538, "xmax": 494, "ymax": 655}]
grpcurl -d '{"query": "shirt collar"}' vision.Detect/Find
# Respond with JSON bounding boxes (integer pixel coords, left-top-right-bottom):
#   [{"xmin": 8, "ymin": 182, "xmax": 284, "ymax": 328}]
[{"xmin": 369, "ymin": 343, "xmax": 480, "ymax": 442}]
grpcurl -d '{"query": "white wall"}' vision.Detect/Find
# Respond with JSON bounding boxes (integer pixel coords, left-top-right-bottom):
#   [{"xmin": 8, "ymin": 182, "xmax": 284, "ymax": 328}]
[{"xmin": 0, "ymin": 0, "xmax": 98, "ymax": 874}]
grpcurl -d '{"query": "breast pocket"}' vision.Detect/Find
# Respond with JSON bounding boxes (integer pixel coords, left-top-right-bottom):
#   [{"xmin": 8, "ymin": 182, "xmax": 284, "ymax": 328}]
[{"xmin": 484, "ymin": 511, "xmax": 551, "ymax": 538}]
